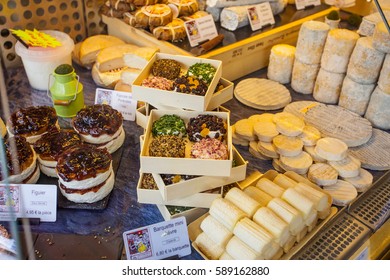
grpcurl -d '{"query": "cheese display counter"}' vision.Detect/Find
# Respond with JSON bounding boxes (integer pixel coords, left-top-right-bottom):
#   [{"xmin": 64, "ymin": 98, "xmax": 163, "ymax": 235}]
[{"xmin": 0, "ymin": 0, "xmax": 389, "ymax": 260}]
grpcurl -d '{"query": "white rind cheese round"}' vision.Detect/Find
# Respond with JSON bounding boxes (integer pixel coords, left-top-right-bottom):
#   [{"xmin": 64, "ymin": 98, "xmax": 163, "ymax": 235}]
[
  {"xmin": 347, "ymin": 36, "xmax": 385, "ymax": 85},
  {"xmin": 220, "ymin": 6, "xmax": 249, "ymax": 31},
  {"xmin": 267, "ymin": 44, "xmax": 296, "ymax": 84},
  {"xmin": 257, "ymin": 141, "xmax": 279, "ymax": 159},
  {"xmin": 338, "ymin": 75, "xmax": 376, "ymax": 116},
  {"xmin": 304, "ymin": 104, "xmax": 373, "ymax": 147},
  {"xmin": 304, "ymin": 145, "xmax": 326, "ymax": 163},
  {"xmin": 279, "ymin": 151, "xmax": 313, "ymax": 174},
  {"xmin": 378, "ymin": 54, "xmax": 390, "ymax": 92},
  {"xmin": 273, "ymin": 112, "xmax": 305, "ymax": 136},
  {"xmin": 273, "ymin": 135, "xmax": 303, "ymax": 157},
  {"xmin": 307, "ymin": 163, "xmax": 339, "ymax": 186},
  {"xmin": 320, "ymin": 29, "xmax": 360, "ymax": 74},
  {"xmin": 313, "ymin": 68, "xmax": 345, "ymax": 104},
  {"xmin": 364, "ymin": 86, "xmax": 390, "ymax": 130},
  {"xmin": 315, "ymin": 137, "xmax": 348, "ymax": 161},
  {"xmin": 234, "ymin": 78, "xmax": 291, "ymax": 110},
  {"xmin": 294, "ymin": 20, "xmax": 330, "ymax": 65},
  {"xmin": 349, "ymin": 128, "xmax": 390, "ymax": 171},
  {"xmin": 372, "ymin": 22, "xmax": 390, "ymax": 53},
  {"xmin": 291, "ymin": 58, "xmax": 320, "ymax": 94},
  {"xmin": 299, "ymin": 125, "xmax": 321, "ymax": 146},
  {"xmin": 253, "ymin": 121, "xmax": 279, "ymax": 142},
  {"xmin": 323, "ymin": 180, "xmax": 358, "ymax": 207},
  {"xmin": 328, "ymin": 154, "xmax": 361, "ymax": 178},
  {"xmin": 343, "ymin": 168, "xmax": 373, "ymax": 192}
]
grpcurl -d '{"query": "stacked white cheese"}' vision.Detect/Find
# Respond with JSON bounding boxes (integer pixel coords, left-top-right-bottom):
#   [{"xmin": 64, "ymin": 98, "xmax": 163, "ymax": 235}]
[
  {"xmin": 267, "ymin": 44, "xmax": 296, "ymax": 84},
  {"xmin": 314, "ymin": 29, "xmax": 359, "ymax": 104},
  {"xmin": 364, "ymin": 27, "xmax": 390, "ymax": 129},
  {"xmin": 339, "ymin": 37, "xmax": 385, "ymax": 117},
  {"xmin": 231, "ymin": 112, "xmax": 374, "ymax": 201},
  {"xmin": 194, "ymin": 172, "xmax": 332, "ymax": 260},
  {"xmin": 291, "ymin": 21, "xmax": 330, "ymax": 94}
]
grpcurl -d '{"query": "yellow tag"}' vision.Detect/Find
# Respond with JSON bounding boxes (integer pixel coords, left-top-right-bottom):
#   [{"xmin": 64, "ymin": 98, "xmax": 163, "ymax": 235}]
[{"xmin": 10, "ymin": 29, "xmax": 62, "ymax": 48}]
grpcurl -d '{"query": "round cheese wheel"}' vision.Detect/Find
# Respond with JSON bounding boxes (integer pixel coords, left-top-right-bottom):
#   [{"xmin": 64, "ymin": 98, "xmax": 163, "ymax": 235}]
[
  {"xmin": 315, "ymin": 137, "xmax": 348, "ymax": 161},
  {"xmin": 347, "ymin": 36, "xmax": 385, "ymax": 85},
  {"xmin": 279, "ymin": 151, "xmax": 313, "ymax": 174},
  {"xmin": 303, "ymin": 145, "xmax": 326, "ymax": 163},
  {"xmin": 267, "ymin": 44, "xmax": 296, "ymax": 84},
  {"xmin": 248, "ymin": 113, "xmax": 275, "ymax": 123},
  {"xmin": 308, "ymin": 163, "xmax": 339, "ymax": 186},
  {"xmin": 343, "ymin": 168, "xmax": 373, "ymax": 192},
  {"xmin": 273, "ymin": 134, "xmax": 303, "ymax": 157},
  {"xmin": 299, "ymin": 125, "xmax": 321, "ymax": 146},
  {"xmin": 323, "ymin": 180, "xmax": 358, "ymax": 207},
  {"xmin": 313, "ymin": 68, "xmax": 345, "ymax": 104},
  {"xmin": 320, "ymin": 28, "xmax": 360, "ymax": 74},
  {"xmin": 257, "ymin": 141, "xmax": 279, "ymax": 159},
  {"xmin": 338, "ymin": 75, "xmax": 376, "ymax": 116},
  {"xmin": 328, "ymin": 154, "xmax": 361, "ymax": 178},
  {"xmin": 378, "ymin": 54, "xmax": 390, "ymax": 92},
  {"xmin": 365, "ymin": 86, "xmax": 390, "ymax": 130},
  {"xmin": 253, "ymin": 121, "xmax": 279, "ymax": 142},
  {"xmin": 372, "ymin": 22, "xmax": 390, "ymax": 53},
  {"xmin": 273, "ymin": 112, "xmax": 305, "ymax": 136},
  {"xmin": 291, "ymin": 59, "xmax": 320, "ymax": 95},
  {"xmin": 295, "ymin": 20, "xmax": 330, "ymax": 65}
]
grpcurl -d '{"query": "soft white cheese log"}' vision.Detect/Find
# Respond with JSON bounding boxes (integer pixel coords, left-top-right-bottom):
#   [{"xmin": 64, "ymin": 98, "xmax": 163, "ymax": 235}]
[
  {"xmin": 294, "ymin": 182, "xmax": 329, "ymax": 212},
  {"xmin": 233, "ymin": 217, "xmax": 275, "ymax": 256},
  {"xmin": 267, "ymin": 197, "xmax": 305, "ymax": 236},
  {"xmin": 226, "ymin": 236, "xmax": 262, "ymax": 260},
  {"xmin": 253, "ymin": 207, "xmax": 291, "ymax": 247},
  {"xmin": 209, "ymin": 198, "xmax": 247, "ymax": 231},
  {"xmin": 281, "ymin": 188, "xmax": 316, "ymax": 221},
  {"xmin": 256, "ymin": 178, "xmax": 286, "ymax": 198},
  {"xmin": 243, "ymin": 186, "xmax": 273, "ymax": 206},
  {"xmin": 364, "ymin": 86, "xmax": 390, "ymax": 130},
  {"xmin": 200, "ymin": 215, "xmax": 233, "ymax": 247},
  {"xmin": 267, "ymin": 44, "xmax": 296, "ymax": 84},
  {"xmin": 225, "ymin": 187, "xmax": 261, "ymax": 218},
  {"xmin": 320, "ymin": 29, "xmax": 360, "ymax": 74},
  {"xmin": 373, "ymin": 22, "xmax": 390, "ymax": 53},
  {"xmin": 220, "ymin": 6, "xmax": 249, "ymax": 31},
  {"xmin": 294, "ymin": 20, "xmax": 330, "ymax": 65},
  {"xmin": 338, "ymin": 75, "xmax": 376, "ymax": 116},
  {"xmin": 207, "ymin": 0, "xmax": 277, "ymax": 8},
  {"xmin": 219, "ymin": 252, "xmax": 234, "ymax": 260},
  {"xmin": 313, "ymin": 68, "xmax": 345, "ymax": 104},
  {"xmin": 273, "ymin": 174, "xmax": 297, "ymax": 189},
  {"xmin": 347, "ymin": 36, "xmax": 385, "ymax": 85},
  {"xmin": 378, "ymin": 54, "xmax": 390, "ymax": 92},
  {"xmin": 291, "ymin": 58, "xmax": 320, "ymax": 94},
  {"xmin": 195, "ymin": 232, "xmax": 225, "ymax": 260},
  {"xmin": 206, "ymin": 6, "xmax": 221, "ymax": 21}
]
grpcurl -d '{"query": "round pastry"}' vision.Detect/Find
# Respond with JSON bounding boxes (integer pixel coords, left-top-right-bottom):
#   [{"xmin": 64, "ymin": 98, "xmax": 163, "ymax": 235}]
[
  {"xmin": 151, "ymin": 59, "xmax": 181, "ymax": 80},
  {"xmin": 168, "ymin": 0, "xmax": 198, "ymax": 16},
  {"xmin": 141, "ymin": 76, "xmax": 173, "ymax": 90},
  {"xmin": 172, "ymin": 76, "xmax": 208, "ymax": 96},
  {"xmin": 187, "ymin": 63, "xmax": 216, "ymax": 85},
  {"xmin": 56, "ymin": 144, "xmax": 114, "ymax": 204},
  {"xmin": 152, "ymin": 18, "xmax": 187, "ymax": 42},
  {"xmin": 99, "ymin": 0, "xmax": 135, "ymax": 18},
  {"xmin": 149, "ymin": 135, "xmax": 186, "ymax": 157},
  {"xmin": 7, "ymin": 106, "xmax": 58, "ymax": 144},
  {"xmin": 72, "ymin": 104, "xmax": 125, "ymax": 154},
  {"xmin": 33, "ymin": 129, "xmax": 83, "ymax": 178},
  {"xmin": 187, "ymin": 114, "xmax": 227, "ymax": 142},
  {"xmin": 135, "ymin": 4, "xmax": 173, "ymax": 28},
  {"xmin": 191, "ymin": 138, "xmax": 229, "ymax": 160},
  {"xmin": 151, "ymin": 114, "xmax": 187, "ymax": 137},
  {"xmin": 0, "ymin": 136, "xmax": 40, "ymax": 184}
]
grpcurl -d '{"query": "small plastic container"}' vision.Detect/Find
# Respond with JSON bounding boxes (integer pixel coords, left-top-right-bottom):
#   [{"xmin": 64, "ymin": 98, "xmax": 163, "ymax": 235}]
[{"xmin": 15, "ymin": 30, "xmax": 74, "ymax": 91}]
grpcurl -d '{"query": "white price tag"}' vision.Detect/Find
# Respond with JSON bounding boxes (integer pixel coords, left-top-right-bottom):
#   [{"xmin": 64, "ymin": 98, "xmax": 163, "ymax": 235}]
[
  {"xmin": 184, "ymin": 15, "xmax": 218, "ymax": 47},
  {"xmin": 95, "ymin": 88, "xmax": 137, "ymax": 121},
  {"xmin": 0, "ymin": 184, "xmax": 57, "ymax": 222},
  {"xmin": 296, "ymin": 0, "xmax": 321, "ymax": 10},
  {"xmin": 123, "ymin": 216, "xmax": 191, "ymax": 260},
  {"xmin": 247, "ymin": 3, "xmax": 275, "ymax": 31}
]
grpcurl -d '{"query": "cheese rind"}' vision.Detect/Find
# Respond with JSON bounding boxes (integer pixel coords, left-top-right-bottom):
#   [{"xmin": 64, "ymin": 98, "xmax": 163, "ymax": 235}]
[
  {"xmin": 364, "ymin": 86, "xmax": 390, "ymax": 130},
  {"xmin": 308, "ymin": 163, "xmax": 339, "ymax": 186},
  {"xmin": 347, "ymin": 37, "xmax": 385, "ymax": 85},
  {"xmin": 313, "ymin": 68, "xmax": 345, "ymax": 104},
  {"xmin": 372, "ymin": 22, "xmax": 390, "ymax": 53},
  {"xmin": 328, "ymin": 154, "xmax": 361, "ymax": 178},
  {"xmin": 343, "ymin": 168, "xmax": 373, "ymax": 192},
  {"xmin": 273, "ymin": 135, "xmax": 303, "ymax": 157},
  {"xmin": 291, "ymin": 59, "xmax": 320, "ymax": 94},
  {"xmin": 200, "ymin": 215, "xmax": 233, "ymax": 247},
  {"xmin": 338, "ymin": 75, "xmax": 376, "ymax": 116},
  {"xmin": 323, "ymin": 180, "xmax": 358, "ymax": 206},
  {"xmin": 378, "ymin": 54, "xmax": 390, "ymax": 92},
  {"xmin": 315, "ymin": 137, "xmax": 348, "ymax": 161},
  {"xmin": 279, "ymin": 152, "xmax": 313, "ymax": 175},
  {"xmin": 225, "ymin": 188, "xmax": 261, "ymax": 218},
  {"xmin": 209, "ymin": 198, "xmax": 247, "ymax": 231},
  {"xmin": 267, "ymin": 44, "xmax": 296, "ymax": 84},
  {"xmin": 195, "ymin": 232, "xmax": 225, "ymax": 260}
]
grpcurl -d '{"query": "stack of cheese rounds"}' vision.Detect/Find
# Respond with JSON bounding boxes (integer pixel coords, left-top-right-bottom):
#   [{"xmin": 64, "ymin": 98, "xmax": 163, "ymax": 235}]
[
  {"xmin": 193, "ymin": 171, "xmax": 333, "ymax": 260},
  {"xmin": 232, "ymin": 112, "xmax": 374, "ymax": 201}
]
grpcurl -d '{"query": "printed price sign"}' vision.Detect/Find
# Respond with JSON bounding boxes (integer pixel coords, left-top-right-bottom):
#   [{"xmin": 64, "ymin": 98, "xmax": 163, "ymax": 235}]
[
  {"xmin": 0, "ymin": 184, "xmax": 57, "ymax": 222},
  {"xmin": 295, "ymin": 0, "xmax": 321, "ymax": 10},
  {"xmin": 123, "ymin": 217, "xmax": 191, "ymax": 260},
  {"xmin": 95, "ymin": 88, "xmax": 137, "ymax": 121},
  {"xmin": 247, "ymin": 3, "xmax": 275, "ymax": 31},
  {"xmin": 184, "ymin": 15, "xmax": 218, "ymax": 47}
]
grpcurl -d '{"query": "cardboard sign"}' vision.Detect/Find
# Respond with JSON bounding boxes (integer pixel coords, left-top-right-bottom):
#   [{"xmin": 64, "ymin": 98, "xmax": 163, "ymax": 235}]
[
  {"xmin": 95, "ymin": 88, "xmax": 137, "ymax": 121},
  {"xmin": 0, "ymin": 184, "xmax": 57, "ymax": 222},
  {"xmin": 247, "ymin": 3, "xmax": 275, "ymax": 31},
  {"xmin": 295, "ymin": 0, "xmax": 321, "ymax": 10},
  {"xmin": 184, "ymin": 15, "xmax": 218, "ymax": 47},
  {"xmin": 123, "ymin": 217, "xmax": 191, "ymax": 260}
]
